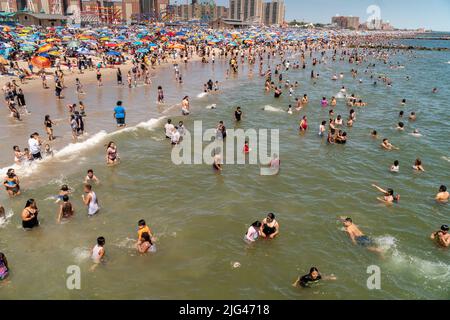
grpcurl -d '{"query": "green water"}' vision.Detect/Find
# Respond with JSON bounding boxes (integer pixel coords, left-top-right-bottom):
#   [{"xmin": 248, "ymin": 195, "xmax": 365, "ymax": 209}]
[{"xmin": 0, "ymin": 45, "xmax": 449, "ymax": 299}]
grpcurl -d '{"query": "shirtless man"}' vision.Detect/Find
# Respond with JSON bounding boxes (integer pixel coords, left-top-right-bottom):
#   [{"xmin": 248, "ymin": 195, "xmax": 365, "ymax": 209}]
[
  {"xmin": 435, "ymin": 185, "xmax": 449, "ymax": 202},
  {"xmin": 430, "ymin": 225, "xmax": 450, "ymax": 247},
  {"xmin": 341, "ymin": 217, "xmax": 382, "ymax": 253}
]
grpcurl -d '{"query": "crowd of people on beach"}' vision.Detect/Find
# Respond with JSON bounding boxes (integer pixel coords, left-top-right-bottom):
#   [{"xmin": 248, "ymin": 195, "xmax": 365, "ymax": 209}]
[{"xmin": 0, "ymin": 24, "xmax": 448, "ymax": 290}]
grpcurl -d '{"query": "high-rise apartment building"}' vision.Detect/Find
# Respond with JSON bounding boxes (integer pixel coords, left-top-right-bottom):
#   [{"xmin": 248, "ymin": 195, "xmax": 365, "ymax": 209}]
[
  {"xmin": 262, "ymin": 0, "xmax": 284, "ymax": 25},
  {"xmin": 331, "ymin": 15, "xmax": 360, "ymax": 30},
  {"xmin": 229, "ymin": 0, "xmax": 263, "ymax": 23}
]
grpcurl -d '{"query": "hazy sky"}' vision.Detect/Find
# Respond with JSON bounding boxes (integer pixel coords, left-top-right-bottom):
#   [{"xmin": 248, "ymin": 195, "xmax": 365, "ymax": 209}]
[{"xmin": 173, "ymin": 0, "xmax": 450, "ymax": 31}]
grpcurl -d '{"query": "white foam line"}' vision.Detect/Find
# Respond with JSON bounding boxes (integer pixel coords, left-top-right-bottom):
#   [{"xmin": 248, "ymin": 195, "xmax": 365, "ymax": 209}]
[{"xmin": 1, "ymin": 117, "xmax": 166, "ymax": 178}]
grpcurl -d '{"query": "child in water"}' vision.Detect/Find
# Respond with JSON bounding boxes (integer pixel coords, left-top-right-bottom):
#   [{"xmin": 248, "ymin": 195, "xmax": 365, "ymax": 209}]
[
  {"xmin": 57, "ymin": 185, "xmax": 71, "ymax": 202},
  {"xmin": 91, "ymin": 236, "xmax": 106, "ymax": 270},
  {"xmin": 84, "ymin": 169, "xmax": 100, "ymax": 184}
]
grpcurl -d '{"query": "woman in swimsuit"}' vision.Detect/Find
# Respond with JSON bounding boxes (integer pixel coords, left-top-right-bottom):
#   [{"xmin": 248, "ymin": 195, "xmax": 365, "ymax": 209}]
[
  {"xmin": 4, "ymin": 169, "xmax": 20, "ymax": 197},
  {"xmin": 44, "ymin": 115, "xmax": 55, "ymax": 141},
  {"xmin": 22, "ymin": 199, "xmax": 39, "ymax": 229},
  {"xmin": 260, "ymin": 213, "xmax": 280, "ymax": 239},
  {"xmin": 299, "ymin": 116, "xmax": 308, "ymax": 132},
  {"xmin": 106, "ymin": 141, "xmax": 119, "ymax": 165}
]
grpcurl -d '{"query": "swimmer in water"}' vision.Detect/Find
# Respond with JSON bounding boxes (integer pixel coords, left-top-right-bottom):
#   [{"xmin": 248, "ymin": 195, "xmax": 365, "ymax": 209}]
[
  {"xmin": 411, "ymin": 129, "xmax": 422, "ymax": 137},
  {"xmin": 137, "ymin": 219, "xmax": 154, "ymax": 241},
  {"xmin": 319, "ymin": 121, "xmax": 326, "ymax": 136},
  {"xmin": 136, "ymin": 232, "xmax": 154, "ymax": 254},
  {"xmin": 234, "ymin": 107, "xmax": 243, "ymax": 122},
  {"xmin": 0, "ymin": 205, "xmax": 5, "ymax": 221},
  {"xmin": 243, "ymin": 141, "xmax": 250, "ymax": 154},
  {"xmin": 292, "ymin": 267, "xmax": 336, "ymax": 288},
  {"xmin": 340, "ymin": 217, "xmax": 383, "ymax": 253},
  {"xmin": 44, "ymin": 144, "xmax": 53, "ymax": 158},
  {"xmin": 4, "ymin": 169, "xmax": 20, "ymax": 197},
  {"xmin": 409, "ymin": 112, "xmax": 416, "ymax": 121},
  {"xmin": 57, "ymin": 194, "xmax": 74, "ymax": 223},
  {"xmin": 412, "ymin": 158, "xmax": 425, "ymax": 172},
  {"xmin": 91, "ymin": 236, "xmax": 105, "ymax": 270},
  {"xmin": 430, "ymin": 225, "xmax": 450, "ymax": 247},
  {"xmin": 371, "ymin": 130, "xmax": 378, "ymax": 138},
  {"xmin": 396, "ymin": 122, "xmax": 405, "ymax": 131},
  {"xmin": 399, "ymin": 111, "xmax": 404, "ymax": 118},
  {"xmin": 435, "ymin": 185, "xmax": 449, "ymax": 202},
  {"xmin": 287, "ymin": 105, "xmax": 293, "ymax": 114},
  {"xmin": 372, "ymin": 184, "xmax": 400, "ymax": 204},
  {"xmin": 299, "ymin": 116, "xmax": 308, "ymax": 132},
  {"xmin": 84, "ymin": 169, "xmax": 100, "ymax": 184},
  {"xmin": 57, "ymin": 184, "xmax": 71, "ymax": 202},
  {"xmin": 245, "ymin": 221, "xmax": 262, "ymax": 242},
  {"xmin": 390, "ymin": 160, "xmax": 400, "ymax": 173},
  {"xmin": 381, "ymin": 139, "xmax": 399, "ymax": 151},
  {"xmin": 260, "ymin": 213, "xmax": 279, "ymax": 239}
]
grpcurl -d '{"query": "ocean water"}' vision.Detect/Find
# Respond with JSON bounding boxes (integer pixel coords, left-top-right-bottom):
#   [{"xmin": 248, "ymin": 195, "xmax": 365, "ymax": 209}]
[{"xmin": 0, "ymin": 39, "xmax": 449, "ymax": 299}]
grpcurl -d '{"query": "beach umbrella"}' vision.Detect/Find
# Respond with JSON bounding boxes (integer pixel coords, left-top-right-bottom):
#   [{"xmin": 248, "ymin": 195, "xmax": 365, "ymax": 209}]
[
  {"xmin": 31, "ymin": 56, "xmax": 51, "ymax": 69},
  {"xmin": 106, "ymin": 51, "xmax": 120, "ymax": 56},
  {"xmin": 148, "ymin": 43, "xmax": 157, "ymax": 47},
  {"xmin": 0, "ymin": 56, "xmax": 8, "ymax": 64},
  {"xmin": 105, "ymin": 43, "xmax": 118, "ymax": 48},
  {"xmin": 136, "ymin": 48, "xmax": 149, "ymax": 53},
  {"xmin": 20, "ymin": 46, "xmax": 36, "ymax": 53},
  {"xmin": 38, "ymin": 52, "xmax": 50, "ymax": 58},
  {"xmin": 48, "ymin": 51, "xmax": 62, "ymax": 57},
  {"xmin": 38, "ymin": 43, "xmax": 53, "ymax": 53}
]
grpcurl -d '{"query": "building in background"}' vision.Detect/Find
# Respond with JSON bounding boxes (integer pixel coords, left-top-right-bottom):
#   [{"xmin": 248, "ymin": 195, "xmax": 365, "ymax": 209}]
[
  {"xmin": 173, "ymin": 1, "xmax": 228, "ymax": 22},
  {"xmin": 331, "ymin": 15, "xmax": 360, "ymax": 30},
  {"xmin": 262, "ymin": 0, "xmax": 284, "ymax": 25},
  {"xmin": 229, "ymin": 0, "xmax": 263, "ymax": 23}
]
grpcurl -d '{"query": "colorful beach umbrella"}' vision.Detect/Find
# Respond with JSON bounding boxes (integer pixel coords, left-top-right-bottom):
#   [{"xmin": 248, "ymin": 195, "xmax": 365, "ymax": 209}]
[
  {"xmin": 31, "ymin": 56, "xmax": 51, "ymax": 69},
  {"xmin": 38, "ymin": 44, "xmax": 53, "ymax": 53}
]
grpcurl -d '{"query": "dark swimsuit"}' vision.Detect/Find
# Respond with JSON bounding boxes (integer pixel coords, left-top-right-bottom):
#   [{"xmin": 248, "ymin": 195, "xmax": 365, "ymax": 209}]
[
  {"xmin": 22, "ymin": 209, "xmax": 39, "ymax": 229},
  {"xmin": 263, "ymin": 223, "xmax": 276, "ymax": 236},
  {"xmin": 355, "ymin": 235, "xmax": 373, "ymax": 247}
]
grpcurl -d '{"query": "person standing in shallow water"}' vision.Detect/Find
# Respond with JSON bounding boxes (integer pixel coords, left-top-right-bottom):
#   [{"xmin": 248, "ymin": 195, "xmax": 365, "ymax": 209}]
[
  {"xmin": 82, "ymin": 184, "xmax": 99, "ymax": 216},
  {"xmin": 22, "ymin": 199, "xmax": 39, "ymax": 229},
  {"xmin": 57, "ymin": 195, "xmax": 74, "ymax": 223},
  {"xmin": 113, "ymin": 101, "xmax": 126, "ymax": 128}
]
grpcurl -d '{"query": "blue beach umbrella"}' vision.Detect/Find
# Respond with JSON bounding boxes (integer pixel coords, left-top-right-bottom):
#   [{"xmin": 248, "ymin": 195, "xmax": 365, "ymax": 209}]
[
  {"xmin": 106, "ymin": 51, "xmax": 121, "ymax": 56},
  {"xmin": 76, "ymin": 47, "xmax": 90, "ymax": 54}
]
